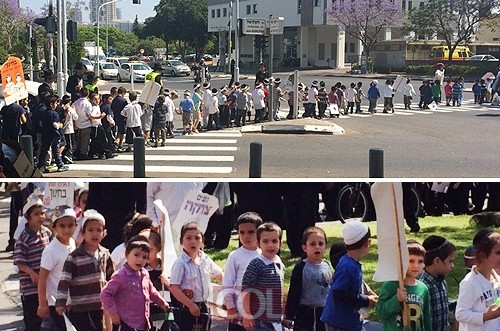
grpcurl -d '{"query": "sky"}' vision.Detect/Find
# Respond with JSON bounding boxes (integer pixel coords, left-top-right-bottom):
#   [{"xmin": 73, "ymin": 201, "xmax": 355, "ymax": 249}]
[{"xmin": 19, "ymin": 0, "xmax": 157, "ymax": 23}]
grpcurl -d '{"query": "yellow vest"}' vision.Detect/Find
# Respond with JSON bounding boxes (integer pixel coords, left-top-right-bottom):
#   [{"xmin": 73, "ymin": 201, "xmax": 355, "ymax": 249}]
[
  {"xmin": 85, "ymin": 83, "xmax": 96, "ymax": 92},
  {"xmin": 145, "ymin": 72, "xmax": 162, "ymax": 86}
]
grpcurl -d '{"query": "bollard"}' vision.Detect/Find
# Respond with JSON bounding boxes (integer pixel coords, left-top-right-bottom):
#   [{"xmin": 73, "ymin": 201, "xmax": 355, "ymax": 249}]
[
  {"xmin": 133, "ymin": 136, "xmax": 146, "ymax": 178},
  {"xmin": 20, "ymin": 135, "xmax": 34, "ymax": 165},
  {"xmin": 249, "ymin": 142, "xmax": 262, "ymax": 178},
  {"xmin": 369, "ymin": 148, "xmax": 384, "ymax": 178}
]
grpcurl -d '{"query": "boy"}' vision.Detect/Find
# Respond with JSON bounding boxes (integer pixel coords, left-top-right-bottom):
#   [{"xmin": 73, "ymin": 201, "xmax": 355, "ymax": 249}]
[
  {"xmin": 355, "ymin": 81, "xmax": 366, "ymax": 113},
  {"xmin": 179, "ymin": 90, "xmax": 195, "ymax": 135},
  {"xmin": 242, "ymin": 222, "xmax": 284, "ymax": 331},
  {"xmin": 417, "ymin": 236, "xmax": 456, "ymax": 331},
  {"xmin": 38, "ymin": 206, "xmax": 77, "ymax": 331},
  {"xmin": 321, "ymin": 220, "xmax": 378, "ymax": 331},
  {"xmin": 444, "ymin": 79, "xmax": 453, "ymax": 106},
  {"xmin": 376, "ymin": 240, "xmax": 432, "ymax": 331},
  {"xmin": 55, "ymin": 209, "xmax": 114, "ymax": 331},
  {"xmin": 472, "ymin": 79, "xmax": 481, "ymax": 104},
  {"xmin": 152, "ymin": 94, "xmax": 168, "ymax": 147},
  {"xmin": 285, "ymin": 226, "xmax": 332, "ymax": 331},
  {"xmin": 367, "ymin": 80, "xmax": 380, "ymax": 113},
  {"xmin": 223, "ymin": 212, "xmax": 263, "ymax": 331},
  {"xmin": 14, "ymin": 194, "xmax": 52, "ymax": 331},
  {"xmin": 120, "ymin": 91, "xmax": 143, "ymax": 152}
]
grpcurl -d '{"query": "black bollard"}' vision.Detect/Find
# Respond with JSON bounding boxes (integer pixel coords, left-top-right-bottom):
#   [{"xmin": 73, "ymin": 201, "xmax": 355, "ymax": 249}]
[
  {"xmin": 20, "ymin": 135, "xmax": 34, "ymax": 165},
  {"xmin": 249, "ymin": 142, "xmax": 262, "ymax": 178},
  {"xmin": 133, "ymin": 136, "xmax": 146, "ymax": 178},
  {"xmin": 369, "ymin": 148, "xmax": 384, "ymax": 178}
]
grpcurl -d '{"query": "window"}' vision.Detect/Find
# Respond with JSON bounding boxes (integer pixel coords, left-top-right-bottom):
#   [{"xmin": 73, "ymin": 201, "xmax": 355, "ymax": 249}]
[
  {"xmin": 298, "ymin": 0, "xmax": 301, "ymax": 14},
  {"xmin": 246, "ymin": 5, "xmax": 251, "ymax": 15},
  {"xmin": 349, "ymin": 43, "xmax": 355, "ymax": 53},
  {"xmin": 315, "ymin": 0, "xmax": 320, "ymax": 6},
  {"xmin": 211, "ymin": 9, "xmax": 215, "ymax": 18},
  {"xmin": 216, "ymin": 8, "xmax": 221, "ymax": 17},
  {"xmin": 223, "ymin": 8, "xmax": 227, "ymax": 17},
  {"xmin": 402, "ymin": 0, "xmax": 406, "ymax": 10},
  {"xmin": 318, "ymin": 43, "xmax": 325, "ymax": 60},
  {"xmin": 408, "ymin": 1, "xmax": 413, "ymax": 9},
  {"xmin": 419, "ymin": 1, "xmax": 424, "ymax": 8},
  {"xmin": 253, "ymin": 4, "xmax": 257, "ymax": 14}
]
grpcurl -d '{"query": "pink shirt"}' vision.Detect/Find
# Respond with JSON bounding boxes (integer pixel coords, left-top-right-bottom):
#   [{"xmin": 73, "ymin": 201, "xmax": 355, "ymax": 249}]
[
  {"xmin": 444, "ymin": 83, "xmax": 453, "ymax": 97},
  {"xmin": 101, "ymin": 263, "xmax": 167, "ymax": 330},
  {"xmin": 328, "ymin": 91, "xmax": 339, "ymax": 104}
]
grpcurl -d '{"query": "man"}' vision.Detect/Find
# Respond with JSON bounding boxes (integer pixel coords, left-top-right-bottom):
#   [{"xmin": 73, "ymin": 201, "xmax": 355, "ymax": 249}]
[
  {"xmin": 111, "ymin": 86, "xmax": 128, "ymax": 151},
  {"xmin": 66, "ymin": 62, "xmax": 85, "ymax": 102},
  {"xmin": 38, "ymin": 70, "xmax": 55, "ymax": 97},
  {"xmin": 145, "ymin": 63, "xmax": 163, "ymax": 86},
  {"xmin": 255, "ymin": 62, "xmax": 269, "ymax": 85}
]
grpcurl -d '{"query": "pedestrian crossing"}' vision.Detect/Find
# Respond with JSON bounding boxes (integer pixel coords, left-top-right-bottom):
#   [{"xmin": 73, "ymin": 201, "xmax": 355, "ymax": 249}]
[{"xmin": 65, "ymin": 131, "xmax": 242, "ymax": 176}]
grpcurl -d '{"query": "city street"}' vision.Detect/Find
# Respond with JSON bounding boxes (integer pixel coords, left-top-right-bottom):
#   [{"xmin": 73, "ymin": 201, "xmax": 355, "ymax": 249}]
[{"xmin": 43, "ymin": 70, "xmax": 500, "ymax": 178}]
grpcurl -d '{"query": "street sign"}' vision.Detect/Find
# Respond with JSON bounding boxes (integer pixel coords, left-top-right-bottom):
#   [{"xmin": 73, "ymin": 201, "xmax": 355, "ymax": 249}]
[
  {"xmin": 270, "ymin": 17, "xmax": 284, "ymax": 35},
  {"xmin": 84, "ymin": 41, "xmax": 95, "ymax": 47},
  {"xmin": 242, "ymin": 18, "xmax": 266, "ymax": 35}
]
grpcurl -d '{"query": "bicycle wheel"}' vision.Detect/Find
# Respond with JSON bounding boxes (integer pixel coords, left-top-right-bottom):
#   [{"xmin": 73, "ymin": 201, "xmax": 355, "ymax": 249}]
[
  {"xmin": 409, "ymin": 186, "xmax": 422, "ymax": 219},
  {"xmin": 336, "ymin": 185, "xmax": 369, "ymax": 223}
]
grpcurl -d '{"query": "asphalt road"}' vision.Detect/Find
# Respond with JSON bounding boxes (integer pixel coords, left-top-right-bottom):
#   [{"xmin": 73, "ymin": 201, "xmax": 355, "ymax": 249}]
[{"xmin": 63, "ymin": 71, "xmax": 499, "ymax": 178}]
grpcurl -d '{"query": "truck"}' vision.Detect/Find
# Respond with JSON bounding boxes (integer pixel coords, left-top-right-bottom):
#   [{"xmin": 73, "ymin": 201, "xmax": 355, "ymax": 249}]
[{"xmin": 84, "ymin": 44, "xmax": 106, "ymax": 63}]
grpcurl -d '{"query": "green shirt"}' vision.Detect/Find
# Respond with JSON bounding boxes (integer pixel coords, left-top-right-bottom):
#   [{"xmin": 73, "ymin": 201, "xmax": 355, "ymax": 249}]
[{"xmin": 376, "ymin": 280, "xmax": 432, "ymax": 331}]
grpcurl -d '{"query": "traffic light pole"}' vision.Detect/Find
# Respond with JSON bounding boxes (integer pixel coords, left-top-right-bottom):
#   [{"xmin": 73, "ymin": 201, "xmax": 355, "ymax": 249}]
[
  {"xmin": 28, "ymin": 24, "xmax": 33, "ymax": 81},
  {"xmin": 268, "ymin": 15, "xmax": 274, "ymax": 122},
  {"xmin": 62, "ymin": 0, "xmax": 68, "ymax": 90},
  {"xmin": 234, "ymin": 0, "xmax": 240, "ymax": 84},
  {"xmin": 56, "ymin": 0, "xmax": 65, "ymax": 95}
]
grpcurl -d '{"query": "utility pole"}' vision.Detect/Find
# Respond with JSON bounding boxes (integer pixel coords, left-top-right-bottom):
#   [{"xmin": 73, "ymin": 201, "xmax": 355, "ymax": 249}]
[{"xmin": 234, "ymin": 0, "xmax": 240, "ymax": 83}]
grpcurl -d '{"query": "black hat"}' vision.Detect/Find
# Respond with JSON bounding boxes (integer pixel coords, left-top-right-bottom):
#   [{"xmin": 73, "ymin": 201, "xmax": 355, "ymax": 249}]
[
  {"xmin": 74, "ymin": 62, "xmax": 84, "ymax": 70},
  {"xmin": 153, "ymin": 63, "xmax": 162, "ymax": 71},
  {"xmin": 320, "ymin": 81, "xmax": 326, "ymax": 87},
  {"xmin": 274, "ymin": 78, "xmax": 281, "ymax": 85},
  {"xmin": 42, "ymin": 70, "xmax": 54, "ymax": 79}
]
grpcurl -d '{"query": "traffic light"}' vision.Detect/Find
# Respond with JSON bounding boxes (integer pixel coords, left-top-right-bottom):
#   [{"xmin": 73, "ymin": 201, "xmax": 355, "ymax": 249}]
[
  {"xmin": 254, "ymin": 35, "xmax": 263, "ymax": 49},
  {"xmin": 33, "ymin": 16, "xmax": 56, "ymax": 33},
  {"xmin": 237, "ymin": 18, "xmax": 244, "ymax": 38},
  {"xmin": 67, "ymin": 20, "xmax": 77, "ymax": 41},
  {"xmin": 262, "ymin": 35, "xmax": 269, "ymax": 49},
  {"xmin": 132, "ymin": 0, "xmax": 141, "ymax": 3},
  {"xmin": 30, "ymin": 37, "xmax": 36, "ymax": 49}
]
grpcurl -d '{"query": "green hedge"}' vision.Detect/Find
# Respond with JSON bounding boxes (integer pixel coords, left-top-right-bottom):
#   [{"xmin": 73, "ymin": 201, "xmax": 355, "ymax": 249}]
[{"xmin": 406, "ymin": 64, "xmax": 487, "ymax": 77}]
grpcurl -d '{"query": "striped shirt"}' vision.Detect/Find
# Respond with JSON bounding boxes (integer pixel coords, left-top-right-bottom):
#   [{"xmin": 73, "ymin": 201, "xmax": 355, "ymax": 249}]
[
  {"xmin": 417, "ymin": 269, "xmax": 449, "ymax": 331},
  {"xmin": 13, "ymin": 224, "xmax": 52, "ymax": 295},
  {"xmin": 55, "ymin": 241, "xmax": 114, "ymax": 312},
  {"xmin": 242, "ymin": 255, "xmax": 284, "ymax": 323}
]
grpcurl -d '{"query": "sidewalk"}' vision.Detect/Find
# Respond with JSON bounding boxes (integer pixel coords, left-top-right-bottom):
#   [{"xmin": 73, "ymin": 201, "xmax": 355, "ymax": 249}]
[{"xmin": 0, "ymin": 193, "xmax": 23, "ymax": 331}]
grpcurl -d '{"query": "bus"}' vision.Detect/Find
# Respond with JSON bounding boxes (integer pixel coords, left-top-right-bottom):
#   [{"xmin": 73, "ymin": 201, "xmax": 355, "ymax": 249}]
[{"xmin": 429, "ymin": 45, "xmax": 473, "ymax": 61}]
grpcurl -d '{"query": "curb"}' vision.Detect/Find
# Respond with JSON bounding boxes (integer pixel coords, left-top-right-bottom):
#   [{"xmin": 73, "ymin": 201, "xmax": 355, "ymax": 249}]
[{"xmin": 241, "ymin": 119, "xmax": 345, "ymax": 135}]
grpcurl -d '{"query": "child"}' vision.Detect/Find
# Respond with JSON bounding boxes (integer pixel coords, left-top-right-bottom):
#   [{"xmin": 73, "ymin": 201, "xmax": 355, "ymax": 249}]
[
  {"xmin": 444, "ymin": 79, "xmax": 453, "ymax": 106},
  {"xmin": 432, "ymin": 80, "xmax": 442, "ymax": 104},
  {"xmin": 346, "ymin": 82, "xmax": 357, "ymax": 114},
  {"xmin": 55, "ymin": 209, "xmax": 114, "ymax": 331},
  {"xmin": 152, "ymin": 94, "xmax": 168, "ymax": 147},
  {"xmin": 207, "ymin": 88, "xmax": 221, "ymax": 130},
  {"xmin": 61, "ymin": 95, "xmax": 78, "ymax": 164},
  {"xmin": 328, "ymin": 86, "xmax": 339, "ymax": 118},
  {"xmin": 455, "ymin": 231, "xmax": 500, "ymax": 330},
  {"xmin": 38, "ymin": 206, "xmax": 77, "ymax": 331},
  {"xmin": 120, "ymin": 91, "xmax": 144, "ymax": 152},
  {"xmin": 241, "ymin": 222, "xmax": 285, "ymax": 331},
  {"xmin": 321, "ymin": 220, "xmax": 378, "ymax": 331},
  {"xmin": 179, "ymin": 90, "xmax": 195, "ymax": 135},
  {"xmin": 472, "ymin": 79, "xmax": 481, "ymax": 104},
  {"xmin": 284, "ymin": 226, "xmax": 332, "ymax": 331},
  {"xmin": 402, "ymin": 78, "xmax": 416, "ymax": 110},
  {"xmin": 376, "ymin": 240, "xmax": 432, "ymax": 331},
  {"xmin": 101, "ymin": 235, "xmax": 169, "ymax": 331},
  {"xmin": 355, "ymin": 81, "xmax": 366, "ymax": 113},
  {"xmin": 452, "ymin": 79, "xmax": 463, "ymax": 107},
  {"xmin": 14, "ymin": 194, "xmax": 52, "ymax": 331},
  {"xmin": 479, "ymin": 79, "xmax": 487, "ymax": 105},
  {"xmin": 222, "ymin": 212, "xmax": 263, "ymax": 331},
  {"xmin": 367, "ymin": 80, "xmax": 380, "ymax": 114},
  {"xmin": 382, "ymin": 79, "xmax": 394, "ymax": 113},
  {"xmin": 169, "ymin": 221, "xmax": 223, "ymax": 331},
  {"xmin": 417, "ymin": 235, "xmax": 456, "ymax": 331}
]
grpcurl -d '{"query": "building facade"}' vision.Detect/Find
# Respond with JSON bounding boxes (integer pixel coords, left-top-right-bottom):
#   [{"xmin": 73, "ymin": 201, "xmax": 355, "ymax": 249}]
[{"xmin": 89, "ymin": 0, "xmax": 117, "ymax": 25}]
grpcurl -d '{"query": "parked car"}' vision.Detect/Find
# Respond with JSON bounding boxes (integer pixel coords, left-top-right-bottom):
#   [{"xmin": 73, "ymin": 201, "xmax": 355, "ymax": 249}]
[
  {"xmin": 80, "ymin": 58, "xmax": 94, "ymax": 72},
  {"xmin": 99, "ymin": 62, "xmax": 118, "ymax": 80},
  {"xmin": 117, "ymin": 62, "xmax": 152, "ymax": 82},
  {"xmin": 467, "ymin": 54, "xmax": 499, "ymax": 62},
  {"xmin": 161, "ymin": 60, "xmax": 191, "ymax": 76},
  {"xmin": 109, "ymin": 57, "xmax": 130, "ymax": 69}
]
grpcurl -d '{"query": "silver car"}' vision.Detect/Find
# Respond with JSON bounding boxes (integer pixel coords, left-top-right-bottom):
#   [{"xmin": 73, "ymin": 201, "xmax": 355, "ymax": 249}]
[
  {"xmin": 99, "ymin": 62, "xmax": 118, "ymax": 80},
  {"xmin": 161, "ymin": 60, "xmax": 191, "ymax": 76}
]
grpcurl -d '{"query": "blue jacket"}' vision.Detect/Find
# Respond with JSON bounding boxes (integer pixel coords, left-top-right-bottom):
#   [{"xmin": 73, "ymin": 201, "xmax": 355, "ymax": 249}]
[{"xmin": 367, "ymin": 85, "xmax": 380, "ymax": 99}]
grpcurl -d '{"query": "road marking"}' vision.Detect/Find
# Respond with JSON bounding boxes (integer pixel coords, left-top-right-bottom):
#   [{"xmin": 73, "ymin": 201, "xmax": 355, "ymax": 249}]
[
  {"xmin": 67, "ymin": 164, "xmax": 233, "ymax": 174},
  {"xmin": 113, "ymin": 155, "xmax": 234, "ymax": 162},
  {"xmin": 147, "ymin": 146, "xmax": 238, "ymax": 151},
  {"xmin": 165, "ymin": 139, "xmax": 238, "ymax": 144},
  {"xmin": 194, "ymin": 132, "xmax": 242, "ymax": 137}
]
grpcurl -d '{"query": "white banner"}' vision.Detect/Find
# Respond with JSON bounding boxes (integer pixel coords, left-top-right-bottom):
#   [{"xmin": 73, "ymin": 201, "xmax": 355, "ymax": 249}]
[
  {"xmin": 44, "ymin": 182, "xmax": 75, "ymax": 208},
  {"xmin": 154, "ymin": 199, "xmax": 177, "ymax": 279},
  {"xmin": 372, "ymin": 182, "xmax": 408, "ymax": 282}
]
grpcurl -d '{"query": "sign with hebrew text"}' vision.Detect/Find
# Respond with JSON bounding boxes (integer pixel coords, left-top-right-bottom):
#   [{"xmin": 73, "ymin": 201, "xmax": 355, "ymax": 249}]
[{"xmin": 44, "ymin": 182, "xmax": 75, "ymax": 208}]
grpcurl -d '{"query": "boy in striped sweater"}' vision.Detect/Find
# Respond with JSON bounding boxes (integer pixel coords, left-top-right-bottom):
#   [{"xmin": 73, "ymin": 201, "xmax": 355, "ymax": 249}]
[
  {"xmin": 242, "ymin": 222, "xmax": 285, "ymax": 331},
  {"xmin": 55, "ymin": 210, "xmax": 114, "ymax": 331}
]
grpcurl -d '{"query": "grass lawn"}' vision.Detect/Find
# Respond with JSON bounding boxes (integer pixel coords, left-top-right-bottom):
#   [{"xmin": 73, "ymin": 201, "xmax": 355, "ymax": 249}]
[{"xmin": 206, "ymin": 215, "xmax": 479, "ymax": 320}]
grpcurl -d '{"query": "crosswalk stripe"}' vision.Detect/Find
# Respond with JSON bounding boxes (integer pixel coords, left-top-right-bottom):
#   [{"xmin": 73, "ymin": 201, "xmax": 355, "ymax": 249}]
[
  {"xmin": 67, "ymin": 164, "xmax": 234, "ymax": 174},
  {"xmin": 192, "ymin": 132, "xmax": 242, "ymax": 137},
  {"xmin": 113, "ymin": 155, "xmax": 234, "ymax": 162},
  {"xmin": 164, "ymin": 139, "xmax": 238, "ymax": 144},
  {"xmin": 149, "ymin": 146, "xmax": 238, "ymax": 151}
]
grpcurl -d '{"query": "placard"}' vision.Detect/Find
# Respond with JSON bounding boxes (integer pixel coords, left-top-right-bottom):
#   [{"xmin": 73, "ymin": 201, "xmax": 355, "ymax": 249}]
[
  {"xmin": 139, "ymin": 81, "xmax": 162, "ymax": 106},
  {"xmin": 1, "ymin": 56, "xmax": 28, "ymax": 106},
  {"xmin": 44, "ymin": 182, "xmax": 75, "ymax": 208}
]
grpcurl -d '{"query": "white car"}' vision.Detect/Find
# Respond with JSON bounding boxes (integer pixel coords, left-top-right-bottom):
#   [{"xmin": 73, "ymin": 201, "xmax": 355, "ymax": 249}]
[
  {"xmin": 109, "ymin": 57, "xmax": 130, "ymax": 69},
  {"xmin": 161, "ymin": 60, "xmax": 191, "ymax": 76},
  {"xmin": 117, "ymin": 62, "xmax": 152, "ymax": 82},
  {"xmin": 467, "ymin": 54, "xmax": 499, "ymax": 62},
  {"xmin": 80, "ymin": 58, "xmax": 94, "ymax": 72},
  {"xmin": 99, "ymin": 62, "xmax": 118, "ymax": 80}
]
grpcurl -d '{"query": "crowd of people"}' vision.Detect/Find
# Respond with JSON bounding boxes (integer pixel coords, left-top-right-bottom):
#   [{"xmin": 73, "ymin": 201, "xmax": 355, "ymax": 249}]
[{"xmin": 5, "ymin": 181, "xmax": 500, "ymax": 331}]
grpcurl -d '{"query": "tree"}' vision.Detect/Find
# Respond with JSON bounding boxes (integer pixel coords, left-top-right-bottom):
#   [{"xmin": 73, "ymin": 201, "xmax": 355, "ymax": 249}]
[
  {"xmin": 132, "ymin": 15, "xmax": 143, "ymax": 37},
  {"xmin": 405, "ymin": 0, "xmax": 500, "ymax": 63},
  {"xmin": 326, "ymin": 0, "xmax": 403, "ymax": 56},
  {"xmin": 0, "ymin": 0, "xmax": 35, "ymax": 50}
]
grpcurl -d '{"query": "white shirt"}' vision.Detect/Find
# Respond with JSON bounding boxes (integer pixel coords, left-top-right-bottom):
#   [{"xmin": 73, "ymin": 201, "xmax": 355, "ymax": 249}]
[
  {"xmin": 434, "ymin": 69, "xmax": 445, "ymax": 86},
  {"xmin": 402, "ymin": 83, "xmax": 416, "ymax": 97},
  {"xmin": 222, "ymin": 246, "xmax": 261, "ymax": 314},
  {"xmin": 381, "ymin": 84, "xmax": 394, "ymax": 98},
  {"xmin": 165, "ymin": 96, "xmax": 175, "ymax": 122},
  {"xmin": 307, "ymin": 87, "xmax": 318, "ymax": 103},
  {"xmin": 73, "ymin": 97, "xmax": 92, "ymax": 129},
  {"xmin": 251, "ymin": 88, "xmax": 265, "ymax": 109},
  {"xmin": 110, "ymin": 243, "xmax": 126, "ymax": 270},
  {"xmin": 346, "ymin": 87, "xmax": 357, "ymax": 102},
  {"xmin": 456, "ymin": 267, "xmax": 500, "ymax": 331},
  {"xmin": 202, "ymin": 88, "xmax": 212, "ymax": 110},
  {"xmin": 121, "ymin": 101, "xmax": 143, "ymax": 127},
  {"xmin": 40, "ymin": 237, "xmax": 76, "ymax": 305},
  {"xmin": 63, "ymin": 106, "xmax": 78, "ymax": 134},
  {"xmin": 208, "ymin": 94, "xmax": 219, "ymax": 114},
  {"xmin": 90, "ymin": 105, "xmax": 101, "ymax": 127}
]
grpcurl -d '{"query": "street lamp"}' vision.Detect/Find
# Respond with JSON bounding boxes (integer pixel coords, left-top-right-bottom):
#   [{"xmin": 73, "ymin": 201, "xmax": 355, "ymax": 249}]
[{"xmin": 97, "ymin": 0, "xmax": 121, "ymax": 78}]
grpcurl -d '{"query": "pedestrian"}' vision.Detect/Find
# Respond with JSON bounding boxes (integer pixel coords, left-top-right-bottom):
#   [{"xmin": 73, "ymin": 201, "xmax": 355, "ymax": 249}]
[
  {"xmin": 252, "ymin": 83, "xmax": 266, "ymax": 123},
  {"xmin": 66, "ymin": 62, "xmax": 85, "ymax": 102},
  {"xmin": 432, "ymin": 80, "xmax": 442, "ymax": 104},
  {"xmin": 255, "ymin": 62, "xmax": 269, "ymax": 85},
  {"xmin": 84, "ymin": 72, "xmax": 99, "ymax": 95},
  {"xmin": 434, "ymin": 63, "xmax": 445, "ymax": 102},
  {"xmin": 421, "ymin": 80, "xmax": 433, "ymax": 109},
  {"xmin": 328, "ymin": 85, "xmax": 339, "ymax": 118},
  {"xmin": 355, "ymin": 82, "xmax": 366, "ymax": 113},
  {"xmin": 1, "ymin": 99, "xmax": 27, "ymax": 142},
  {"xmin": 192, "ymin": 84, "xmax": 203, "ymax": 133},
  {"xmin": 402, "ymin": 78, "xmax": 416, "ymax": 110},
  {"xmin": 14, "ymin": 194, "xmax": 52, "ymax": 331},
  {"xmin": 304, "ymin": 80, "xmax": 319, "ymax": 118},
  {"xmin": 99, "ymin": 93, "xmax": 116, "ymax": 155},
  {"xmin": 120, "ymin": 91, "xmax": 144, "ymax": 152},
  {"xmin": 222, "ymin": 212, "xmax": 263, "ymax": 331},
  {"xmin": 101, "ymin": 236, "xmax": 169, "ymax": 331},
  {"xmin": 444, "ymin": 79, "xmax": 453, "ymax": 106},
  {"xmin": 207, "ymin": 88, "xmax": 221, "ymax": 130},
  {"xmin": 152, "ymin": 94, "xmax": 168, "ymax": 147},
  {"xmin": 241, "ymin": 222, "xmax": 284, "ymax": 331},
  {"xmin": 472, "ymin": 79, "xmax": 481, "ymax": 104},
  {"xmin": 317, "ymin": 81, "xmax": 328, "ymax": 119},
  {"xmin": 235, "ymin": 83, "xmax": 249, "ymax": 126},
  {"xmin": 178, "ymin": 90, "xmax": 195, "ymax": 135},
  {"xmin": 73, "ymin": 87, "xmax": 93, "ymax": 160},
  {"xmin": 169, "ymin": 221, "xmax": 223, "ymax": 331},
  {"xmin": 201, "ymin": 82, "xmax": 212, "ymax": 129},
  {"xmin": 141, "ymin": 100, "xmax": 153, "ymax": 146},
  {"xmin": 55, "ymin": 210, "xmax": 114, "ymax": 331},
  {"xmin": 321, "ymin": 221, "xmax": 378, "ymax": 330},
  {"xmin": 346, "ymin": 82, "xmax": 356, "ymax": 114},
  {"xmin": 284, "ymin": 226, "xmax": 332, "ymax": 331},
  {"xmin": 88, "ymin": 93, "xmax": 113, "ymax": 159},
  {"xmin": 367, "ymin": 80, "xmax": 380, "ymax": 113},
  {"xmin": 480, "ymin": 79, "xmax": 487, "ymax": 104},
  {"xmin": 111, "ymin": 87, "xmax": 128, "ymax": 152},
  {"xmin": 38, "ymin": 70, "xmax": 55, "ymax": 97},
  {"xmin": 452, "ymin": 79, "xmax": 463, "ymax": 106},
  {"xmin": 376, "ymin": 240, "xmax": 432, "ymax": 331},
  {"xmin": 272, "ymin": 78, "xmax": 285, "ymax": 121},
  {"xmin": 165, "ymin": 90, "xmax": 177, "ymax": 138},
  {"xmin": 61, "ymin": 95, "xmax": 78, "ymax": 164},
  {"xmin": 381, "ymin": 79, "xmax": 394, "ymax": 113},
  {"xmin": 37, "ymin": 207, "xmax": 77, "ymax": 331}
]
